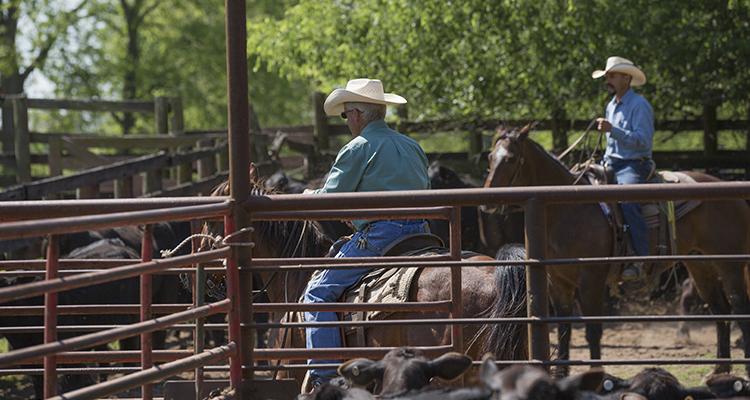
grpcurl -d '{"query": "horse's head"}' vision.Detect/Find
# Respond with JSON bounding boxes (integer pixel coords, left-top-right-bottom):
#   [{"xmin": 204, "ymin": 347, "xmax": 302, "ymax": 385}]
[
  {"xmin": 480, "ymin": 123, "xmax": 535, "ymax": 214},
  {"xmin": 484, "ymin": 123, "xmax": 535, "ymax": 190}
]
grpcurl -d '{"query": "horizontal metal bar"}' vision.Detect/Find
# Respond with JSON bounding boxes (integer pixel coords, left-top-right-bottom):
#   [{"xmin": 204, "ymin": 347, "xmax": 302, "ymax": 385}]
[
  {"xmin": 0, "ymin": 258, "xmax": 223, "ymax": 270},
  {"xmin": 252, "ymin": 301, "xmax": 451, "ymax": 313},
  {"xmin": 251, "ymin": 207, "xmax": 451, "ymax": 221},
  {"xmin": 245, "ymin": 357, "xmax": 750, "ymax": 371},
  {"xmin": 48, "ymin": 343, "xmax": 235, "ymax": 400},
  {"xmin": 21, "ymin": 350, "xmax": 191, "ymax": 365},
  {"xmin": 0, "ymin": 323, "xmax": 228, "ymax": 334},
  {"xmin": 0, "ymin": 299, "xmax": 229, "ymax": 368},
  {"xmin": 244, "ymin": 182, "xmax": 750, "ymax": 212},
  {"xmin": 248, "ymin": 253, "xmax": 750, "ymax": 272},
  {"xmin": 0, "ymin": 304, "xmax": 195, "ymax": 316},
  {"xmin": 250, "ymin": 313, "xmax": 750, "ymax": 329},
  {"xmin": 0, "ymin": 196, "xmax": 227, "ymax": 222},
  {"xmin": 0, "ymin": 248, "xmax": 228, "ymax": 304},
  {"xmin": 0, "ymin": 269, "xmax": 220, "ymax": 277},
  {"xmin": 249, "ymin": 254, "xmax": 451, "ymax": 270},
  {"xmin": 0, "ymin": 202, "xmax": 231, "ymax": 240},
  {"xmin": 0, "ymin": 367, "xmax": 148, "ymax": 375},
  {"xmin": 253, "ymin": 345, "xmax": 453, "ymax": 361}
]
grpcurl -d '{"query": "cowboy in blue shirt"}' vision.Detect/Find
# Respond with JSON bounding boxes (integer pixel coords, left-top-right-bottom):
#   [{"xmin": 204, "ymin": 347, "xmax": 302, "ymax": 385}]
[
  {"xmin": 593, "ymin": 56, "xmax": 655, "ymax": 281},
  {"xmin": 301, "ymin": 79, "xmax": 430, "ymax": 386}
]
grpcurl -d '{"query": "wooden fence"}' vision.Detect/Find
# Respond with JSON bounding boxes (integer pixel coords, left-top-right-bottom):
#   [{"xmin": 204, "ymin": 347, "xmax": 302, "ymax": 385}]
[
  {"xmin": 0, "ymin": 96, "xmax": 230, "ymax": 199},
  {"xmin": 1, "ymin": 93, "xmax": 748, "ymax": 200}
]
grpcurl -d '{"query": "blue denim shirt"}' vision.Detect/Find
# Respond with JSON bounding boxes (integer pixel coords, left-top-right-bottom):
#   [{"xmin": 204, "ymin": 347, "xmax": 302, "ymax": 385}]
[
  {"xmin": 603, "ymin": 89, "xmax": 655, "ymax": 162},
  {"xmin": 313, "ymin": 120, "xmax": 430, "ymax": 230}
]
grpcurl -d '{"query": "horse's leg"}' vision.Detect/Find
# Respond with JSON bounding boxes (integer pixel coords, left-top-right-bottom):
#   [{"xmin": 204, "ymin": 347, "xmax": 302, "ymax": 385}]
[
  {"xmin": 549, "ymin": 276, "xmax": 576, "ymax": 378},
  {"xmin": 578, "ymin": 264, "xmax": 609, "ymax": 360},
  {"xmin": 685, "ymin": 262, "xmax": 732, "ymax": 373},
  {"xmin": 717, "ymin": 262, "xmax": 750, "ymax": 375}
]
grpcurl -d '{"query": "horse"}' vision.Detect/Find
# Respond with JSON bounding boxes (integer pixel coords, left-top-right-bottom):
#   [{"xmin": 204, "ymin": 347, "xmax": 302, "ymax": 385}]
[
  {"xmin": 198, "ymin": 169, "xmax": 529, "ymax": 389},
  {"xmin": 483, "ymin": 124, "xmax": 750, "ymax": 376}
]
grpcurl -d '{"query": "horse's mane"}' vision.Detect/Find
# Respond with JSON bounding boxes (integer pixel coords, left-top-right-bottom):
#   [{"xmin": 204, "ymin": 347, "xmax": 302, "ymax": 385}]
[
  {"xmin": 524, "ymin": 137, "xmax": 578, "ymax": 181},
  {"xmin": 208, "ymin": 177, "xmax": 332, "ymax": 259}
]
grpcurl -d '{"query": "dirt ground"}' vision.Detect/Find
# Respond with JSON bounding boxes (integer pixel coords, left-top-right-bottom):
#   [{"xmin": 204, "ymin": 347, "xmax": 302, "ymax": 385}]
[{"xmin": 563, "ymin": 291, "xmax": 748, "ymax": 387}]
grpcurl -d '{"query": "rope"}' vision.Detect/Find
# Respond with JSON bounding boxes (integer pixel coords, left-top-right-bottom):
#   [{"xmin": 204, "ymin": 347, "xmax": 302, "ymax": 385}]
[
  {"xmin": 160, "ymin": 227, "xmax": 256, "ymax": 258},
  {"xmin": 556, "ymin": 118, "xmax": 598, "ymax": 160}
]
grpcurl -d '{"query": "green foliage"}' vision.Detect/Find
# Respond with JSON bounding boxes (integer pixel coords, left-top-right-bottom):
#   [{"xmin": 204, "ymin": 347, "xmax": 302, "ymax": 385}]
[
  {"xmin": 249, "ymin": 0, "xmax": 750, "ymax": 121},
  {"xmin": 41, "ymin": 0, "xmax": 310, "ymax": 134}
]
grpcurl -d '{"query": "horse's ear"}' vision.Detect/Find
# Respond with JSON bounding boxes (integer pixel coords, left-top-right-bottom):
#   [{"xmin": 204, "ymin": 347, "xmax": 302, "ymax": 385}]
[
  {"xmin": 248, "ymin": 162, "xmax": 258, "ymax": 181},
  {"xmin": 518, "ymin": 121, "xmax": 538, "ymax": 139}
]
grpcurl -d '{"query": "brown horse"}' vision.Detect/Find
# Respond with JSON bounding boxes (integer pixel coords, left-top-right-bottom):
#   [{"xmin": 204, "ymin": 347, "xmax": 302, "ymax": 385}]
[
  {"xmin": 201, "ymin": 170, "xmax": 529, "ymax": 387},
  {"xmin": 484, "ymin": 124, "xmax": 750, "ymax": 375}
]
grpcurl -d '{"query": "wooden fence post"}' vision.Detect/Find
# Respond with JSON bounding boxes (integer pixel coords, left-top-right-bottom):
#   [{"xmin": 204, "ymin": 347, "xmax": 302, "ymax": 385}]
[
  {"xmin": 551, "ymin": 108, "xmax": 568, "ymax": 153},
  {"xmin": 170, "ymin": 97, "xmax": 192, "ymax": 185},
  {"xmin": 312, "ymin": 91, "xmax": 329, "ymax": 151},
  {"xmin": 217, "ymin": 139, "xmax": 229, "ymax": 173},
  {"xmin": 12, "ymin": 96, "xmax": 31, "ymax": 183},
  {"xmin": 114, "ymin": 176, "xmax": 134, "ymax": 198},
  {"xmin": 2, "ymin": 97, "xmax": 14, "ymax": 156},
  {"xmin": 48, "ymin": 136, "xmax": 63, "ymax": 177},
  {"xmin": 746, "ymin": 104, "xmax": 750, "ymax": 179},
  {"xmin": 197, "ymin": 139, "xmax": 217, "ymax": 180},
  {"xmin": 703, "ymin": 103, "xmax": 718, "ymax": 157},
  {"xmin": 468, "ymin": 127, "xmax": 484, "ymax": 160},
  {"xmin": 143, "ymin": 97, "xmax": 168, "ymax": 195}
]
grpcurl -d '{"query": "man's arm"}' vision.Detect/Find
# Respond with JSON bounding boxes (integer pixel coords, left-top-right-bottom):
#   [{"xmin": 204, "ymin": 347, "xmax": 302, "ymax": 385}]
[{"xmin": 311, "ymin": 141, "xmax": 368, "ymax": 194}]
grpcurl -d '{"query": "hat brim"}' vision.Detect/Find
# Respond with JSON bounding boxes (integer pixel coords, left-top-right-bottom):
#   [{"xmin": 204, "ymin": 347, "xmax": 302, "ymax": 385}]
[
  {"xmin": 591, "ymin": 64, "xmax": 646, "ymax": 86},
  {"xmin": 323, "ymin": 89, "xmax": 407, "ymax": 116}
]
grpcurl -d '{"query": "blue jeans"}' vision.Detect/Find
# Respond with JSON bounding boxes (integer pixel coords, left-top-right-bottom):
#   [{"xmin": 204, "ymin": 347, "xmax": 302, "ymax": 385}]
[
  {"xmin": 302, "ymin": 219, "xmax": 429, "ymax": 381},
  {"xmin": 607, "ymin": 158, "xmax": 654, "ymax": 257}
]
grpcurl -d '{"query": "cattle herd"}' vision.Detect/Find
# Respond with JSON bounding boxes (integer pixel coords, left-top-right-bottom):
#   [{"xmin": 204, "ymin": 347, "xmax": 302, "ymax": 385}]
[{"xmin": 198, "ymin": 347, "xmax": 750, "ymax": 399}]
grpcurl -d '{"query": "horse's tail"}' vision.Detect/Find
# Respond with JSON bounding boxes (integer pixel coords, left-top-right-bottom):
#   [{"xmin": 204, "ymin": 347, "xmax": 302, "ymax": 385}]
[{"xmin": 477, "ymin": 243, "xmax": 528, "ymax": 360}]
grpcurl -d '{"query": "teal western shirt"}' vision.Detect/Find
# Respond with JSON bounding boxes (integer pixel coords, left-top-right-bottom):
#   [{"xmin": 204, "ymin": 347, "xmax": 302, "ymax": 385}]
[{"xmin": 313, "ymin": 120, "xmax": 430, "ymax": 230}]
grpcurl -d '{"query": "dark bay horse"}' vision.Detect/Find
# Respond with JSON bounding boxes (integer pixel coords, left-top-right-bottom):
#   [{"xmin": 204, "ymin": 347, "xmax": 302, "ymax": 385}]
[
  {"xmin": 201, "ymin": 171, "xmax": 529, "ymax": 387},
  {"xmin": 484, "ymin": 124, "xmax": 750, "ymax": 375}
]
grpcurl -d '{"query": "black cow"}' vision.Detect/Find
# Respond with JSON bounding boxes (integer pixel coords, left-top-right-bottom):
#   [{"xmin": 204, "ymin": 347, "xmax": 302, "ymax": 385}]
[
  {"xmin": 596, "ymin": 368, "xmax": 714, "ymax": 400},
  {"xmin": 338, "ymin": 347, "xmax": 472, "ymax": 397}
]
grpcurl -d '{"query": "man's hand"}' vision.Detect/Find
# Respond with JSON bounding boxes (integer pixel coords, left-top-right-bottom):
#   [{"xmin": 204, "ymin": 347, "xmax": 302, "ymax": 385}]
[
  {"xmin": 596, "ymin": 117, "xmax": 612, "ymax": 132},
  {"xmin": 302, "ymin": 188, "xmax": 315, "ymax": 194}
]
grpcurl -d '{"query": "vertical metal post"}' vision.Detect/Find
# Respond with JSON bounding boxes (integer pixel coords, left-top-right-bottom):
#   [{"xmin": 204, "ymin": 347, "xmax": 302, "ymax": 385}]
[
  {"xmin": 524, "ymin": 198, "xmax": 550, "ymax": 363},
  {"xmin": 449, "ymin": 206, "xmax": 463, "ymax": 354},
  {"xmin": 191, "ymin": 220, "xmax": 206, "ymax": 399},
  {"xmin": 226, "ymin": 3, "xmax": 254, "ymax": 397},
  {"xmin": 140, "ymin": 225, "xmax": 154, "ymax": 400},
  {"xmin": 44, "ymin": 235, "xmax": 59, "ymax": 399}
]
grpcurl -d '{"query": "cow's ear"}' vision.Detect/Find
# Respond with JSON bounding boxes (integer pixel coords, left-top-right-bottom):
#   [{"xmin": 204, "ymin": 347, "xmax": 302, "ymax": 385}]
[
  {"xmin": 427, "ymin": 352, "xmax": 472, "ymax": 381},
  {"xmin": 620, "ymin": 394, "xmax": 647, "ymax": 400},
  {"xmin": 338, "ymin": 358, "xmax": 384, "ymax": 387},
  {"xmin": 479, "ymin": 354, "xmax": 501, "ymax": 391},
  {"xmin": 556, "ymin": 369, "xmax": 604, "ymax": 396}
]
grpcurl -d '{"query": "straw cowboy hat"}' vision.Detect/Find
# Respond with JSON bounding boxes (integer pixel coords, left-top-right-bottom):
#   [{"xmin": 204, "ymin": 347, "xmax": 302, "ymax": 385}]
[
  {"xmin": 323, "ymin": 78, "xmax": 407, "ymax": 116},
  {"xmin": 592, "ymin": 56, "xmax": 647, "ymax": 86}
]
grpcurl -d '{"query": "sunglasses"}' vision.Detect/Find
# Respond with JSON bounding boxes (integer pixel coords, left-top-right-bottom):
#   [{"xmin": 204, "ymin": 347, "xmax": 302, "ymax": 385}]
[{"xmin": 340, "ymin": 108, "xmax": 361, "ymax": 120}]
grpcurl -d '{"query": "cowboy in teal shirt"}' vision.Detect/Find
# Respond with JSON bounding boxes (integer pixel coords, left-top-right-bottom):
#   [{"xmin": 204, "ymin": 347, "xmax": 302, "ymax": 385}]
[
  {"xmin": 313, "ymin": 119, "xmax": 430, "ymax": 229},
  {"xmin": 302, "ymin": 79, "xmax": 430, "ymax": 387}
]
